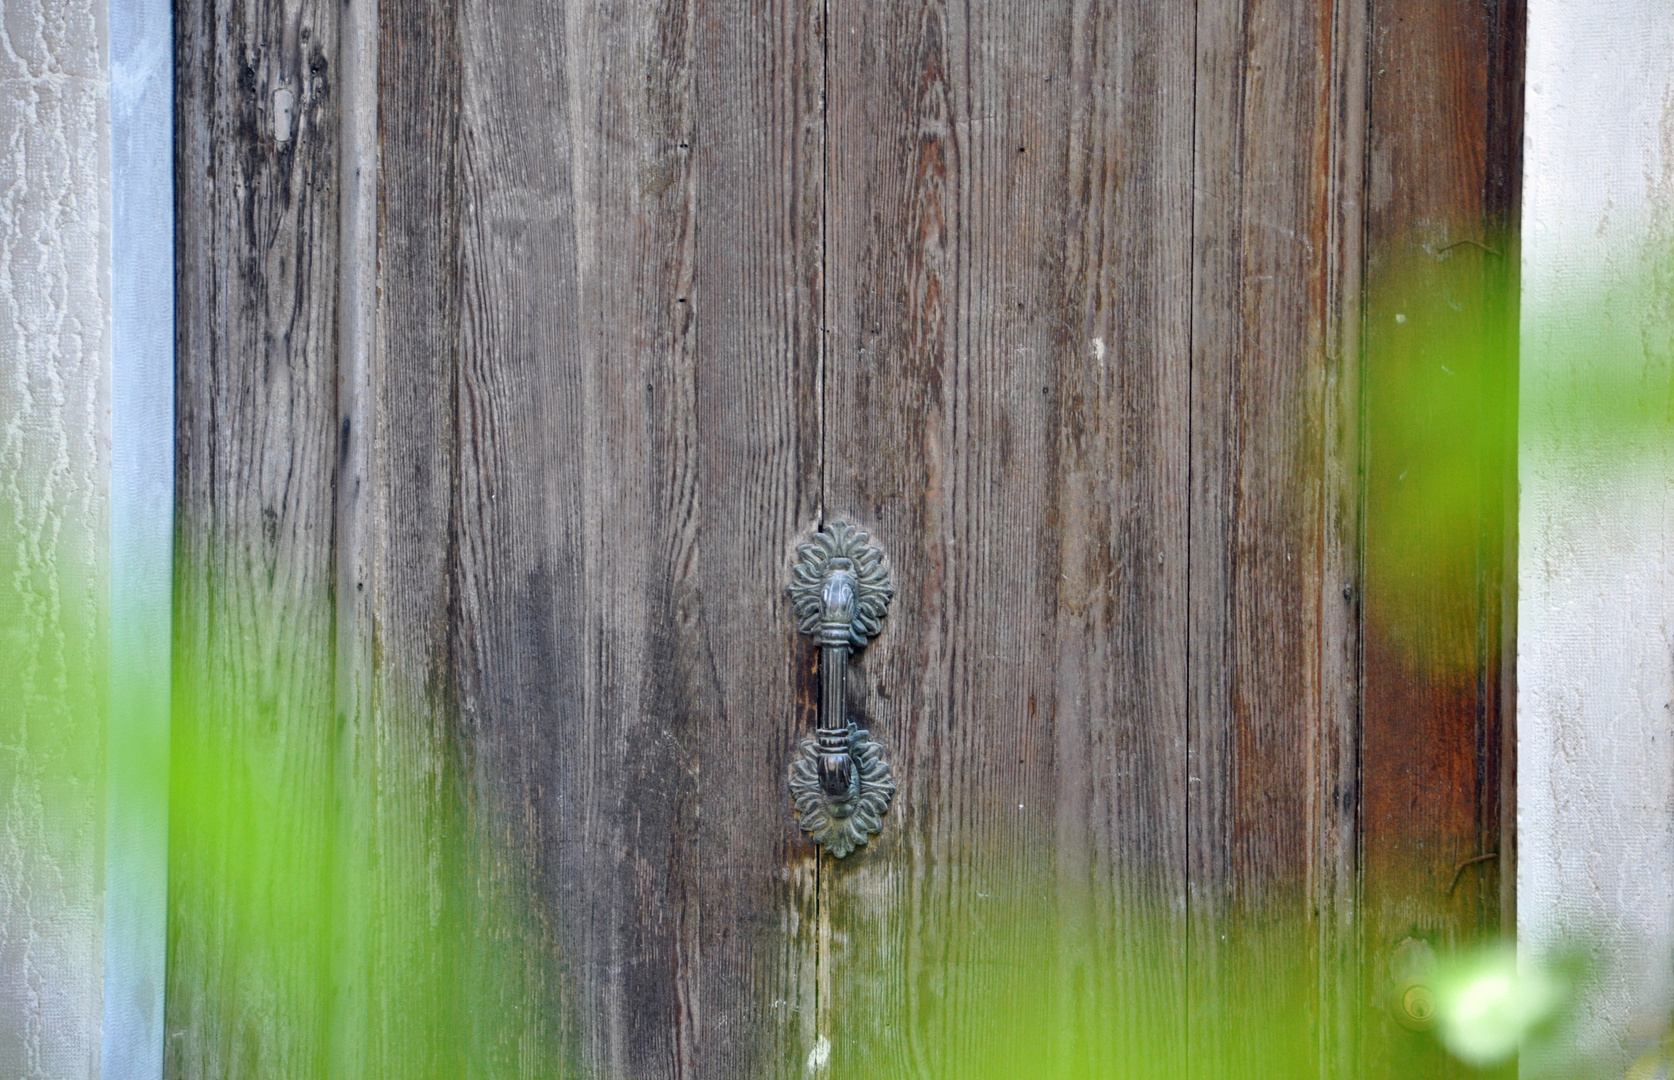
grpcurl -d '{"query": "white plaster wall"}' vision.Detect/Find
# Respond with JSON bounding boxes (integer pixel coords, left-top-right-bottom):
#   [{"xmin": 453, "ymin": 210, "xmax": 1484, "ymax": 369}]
[
  {"xmin": 0, "ymin": 1, "xmax": 110, "ymax": 1077},
  {"xmin": 1519, "ymin": 3, "xmax": 1674, "ymax": 1074}
]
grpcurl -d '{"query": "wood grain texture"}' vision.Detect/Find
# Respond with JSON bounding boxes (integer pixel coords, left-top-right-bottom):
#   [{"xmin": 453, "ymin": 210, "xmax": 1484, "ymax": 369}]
[
  {"xmin": 1187, "ymin": 0, "xmax": 1361, "ymax": 1073},
  {"xmin": 375, "ymin": 0, "xmax": 825, "ymax": 1076},
  {"xmin": 1358, "ymin": 0, "xmax": 1522, "ymax": 1073},
  {"xmin": 169, "ymin": 0, "xmax": 342, "ymax": 1077},
  {"xmin": 1187, "ymin": 0, "xmax": 1340, "ymax": 911},
  {"xmin": 356, "ymin": 2, "xmax": 470, "ymax": 1076},
  {"xmin": 821, "ymin": 0, "xmax": 1512, "ymax": 1076},
  {"xmin": 822, "ymin": 0, "xmax": 1193, "ymax": 1073},
  {"xmin": 165, "ymin": 0, "xmax": 1522, "ymax": 1071}
]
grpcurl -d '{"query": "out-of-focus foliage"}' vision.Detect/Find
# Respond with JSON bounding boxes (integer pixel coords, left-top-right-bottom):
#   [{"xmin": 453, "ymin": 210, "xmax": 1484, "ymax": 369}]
[
  {"xmin": 1628, "ymin": 1027, "xmax": 1674, "ymax": 1080},
  {"xmin": 0, "ymin": 433, "xmax": 109, "ymax": 1076},
  {"xmin": 16, "ymin": 235, "xmax": 1674, "ymax": 1077},
  {"xmin": 1363, "ymin": 233, "xmax": 1674, "ymax": 671},
  {"xmin": 1362, "ymin": 235, "xmax": 1517, "ymax": 675},
  {"xmin": 1432, "ymin": 946, "xmax": 1571, "ymax": 1068},
  {"xmin": 812, "ymin": 881, "xmax": 1597, "ymax": 1080},
  {"xmin": 164, "ymin": 568, "xmax": 572, "ymax": 1079},
  {"xmin": 820, "ymin": 892, "xmax": 1330, "ymax": 1080}
]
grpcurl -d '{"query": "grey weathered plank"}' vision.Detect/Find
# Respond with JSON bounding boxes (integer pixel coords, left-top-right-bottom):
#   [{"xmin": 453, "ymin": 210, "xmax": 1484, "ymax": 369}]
[
  {"xmin": 326, "ymin": 0, "xmax": 376, "ymax": 1070},
  {"xmin": 1187, "ymin": 0, "xmax": 1357, "ymax": 1066},
  {"xmin": 357, "ymin": 2, "xmax": 472, "ymax": 1077},
  {"xmin": 375, "ymin": 0, "xmax": 825, "ymax": 1076},
  {"xmin": 820, "ymin": 1, "xmax": 1193, "ymax": 1074},
  {"xmin": 169, "ymin": 0, "xmax": 343, "ymax": 1077}
]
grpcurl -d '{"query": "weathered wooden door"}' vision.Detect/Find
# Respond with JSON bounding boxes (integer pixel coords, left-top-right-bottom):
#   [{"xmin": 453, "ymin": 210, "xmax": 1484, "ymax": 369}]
[{"xmin": 170, "ymin": 0, "xmax": 1520, "ymax": 1076}]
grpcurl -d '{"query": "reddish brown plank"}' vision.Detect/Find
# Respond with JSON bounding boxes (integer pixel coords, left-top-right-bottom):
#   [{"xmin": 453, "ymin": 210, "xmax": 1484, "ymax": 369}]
[{"xmin": 1358, "ymin": 0, "xmax": 1522, "ymax": 1072}]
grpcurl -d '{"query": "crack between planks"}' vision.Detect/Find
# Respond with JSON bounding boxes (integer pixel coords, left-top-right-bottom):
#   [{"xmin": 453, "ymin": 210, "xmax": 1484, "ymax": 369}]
[
  {"xmin": 815, "ymin": 0, "xmax": 832, "ymax": 1059},
  {"xmin": 1184, "ymin": 0, "xmax": 1201, "ymax": 1064},
  {"xmin": 328, "ymin": 0, "xmax": 381, "ymax": 1075}
]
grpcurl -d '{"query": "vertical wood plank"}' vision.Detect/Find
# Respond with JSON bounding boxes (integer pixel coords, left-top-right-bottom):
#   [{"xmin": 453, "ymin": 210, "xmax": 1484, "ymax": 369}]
[
  {"xmin": 376, "ymin": 0, "xmax": 824, "ymax": 1075},
  {"xmin": 1051, "ymin": 3, "xmax": 1195, "ymax": 1071},
  {"xmin": 1320, "ymin": 0, "xmax": 1373, "ymax": 1067},
  {"xmin": 1187, "ymin": 0, "xmax": 1338, "ymax": 914},
  {"xmin": 325, "ymin": 0, "xmax": 375, "ymax": 1071},
  {"xmin": 1187, "ymin": 0, "xmax": 1357, "ymax": 1072},
  {"xmin": 822, "ymin": 1, "xmax": 1194, "ymax": 1074},
  {"xmin": 362, "ymin": 0, "xmax": 470, "ymax": 1075},
  {"xmin": 1358, "ymin": 0, "xmax": 1522, "ymax": 1072},
  {"xmin": 169, "ymin": 0, "xmax": 342, "ymax": 1076}
]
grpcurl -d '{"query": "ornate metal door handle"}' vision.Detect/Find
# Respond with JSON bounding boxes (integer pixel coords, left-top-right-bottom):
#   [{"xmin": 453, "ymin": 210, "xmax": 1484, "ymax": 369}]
[{"xmin": 787, "ymin": 522, "xmax": 895, "ymax": 857}]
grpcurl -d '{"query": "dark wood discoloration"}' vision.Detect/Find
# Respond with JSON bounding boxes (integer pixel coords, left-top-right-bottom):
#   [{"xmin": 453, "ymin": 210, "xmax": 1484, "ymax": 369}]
[
  {"xmin": 357, "ymin": 1, "xmax": 474, "ymax": 1076},
  {"xmin": 376, "ymin": 0, "xmax": 826, "ymax": 1075}
]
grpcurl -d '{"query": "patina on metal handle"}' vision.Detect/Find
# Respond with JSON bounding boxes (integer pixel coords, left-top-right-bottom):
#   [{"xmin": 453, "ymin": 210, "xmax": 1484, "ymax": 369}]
[{"xmin": 788, "ymin": 522, "xmax": 895, "ymax": 857}]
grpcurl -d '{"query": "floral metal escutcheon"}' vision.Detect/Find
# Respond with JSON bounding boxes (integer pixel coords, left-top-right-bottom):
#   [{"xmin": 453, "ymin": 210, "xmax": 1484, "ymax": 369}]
[{"xmin": 787, "ymin": 521, "xmax": 895, "ymax": 857}]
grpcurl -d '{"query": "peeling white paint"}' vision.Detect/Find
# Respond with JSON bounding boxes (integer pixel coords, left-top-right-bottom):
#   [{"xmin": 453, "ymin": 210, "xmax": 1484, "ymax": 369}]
[
  {"xmin": 806, "ymin": 1034, "xmax": 831, "ymax": 1072},
  {"xmin": 272, "ymin": 85, "xmax": 294, "ymax": 144}
]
